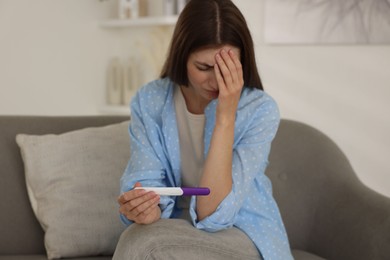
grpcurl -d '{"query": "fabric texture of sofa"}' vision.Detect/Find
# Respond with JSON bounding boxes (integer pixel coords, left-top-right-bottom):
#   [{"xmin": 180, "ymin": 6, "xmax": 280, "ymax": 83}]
[{"xmin": 0, "ymin": 116, "xmax": 389, "ymax": 260}]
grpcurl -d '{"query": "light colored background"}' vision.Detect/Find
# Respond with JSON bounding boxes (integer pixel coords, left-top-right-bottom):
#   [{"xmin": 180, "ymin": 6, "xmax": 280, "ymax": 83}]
[
  {"xmin": 264, "ymin": 0, "xmax": 390, "ymax": 44},
  {"xmin": 0, "ymin": 0, "xmax": 389, "ymax": 198}
]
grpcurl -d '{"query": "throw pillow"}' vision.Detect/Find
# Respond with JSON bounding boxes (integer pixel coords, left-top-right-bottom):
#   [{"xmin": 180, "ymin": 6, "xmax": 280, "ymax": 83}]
[{"xmin": 16, "ymin": 121, "xmax": 130, "ymax": 259}]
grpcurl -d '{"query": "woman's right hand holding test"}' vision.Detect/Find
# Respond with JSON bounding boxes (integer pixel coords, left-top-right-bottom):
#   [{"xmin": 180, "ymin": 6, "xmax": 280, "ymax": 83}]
[{"xmin": 118, "ymin": 182, "xmax": 161, "ymax": 224}]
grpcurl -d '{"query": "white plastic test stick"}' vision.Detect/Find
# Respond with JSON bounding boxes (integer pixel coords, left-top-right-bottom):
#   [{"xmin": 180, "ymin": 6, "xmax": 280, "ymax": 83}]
[
  {"xmin": 134, "ymin": 187, "xmax": 183, "ymax": 196},
  {"xmin": 134, "ymin": 187, "xmax": 210, "ymax": 196}
]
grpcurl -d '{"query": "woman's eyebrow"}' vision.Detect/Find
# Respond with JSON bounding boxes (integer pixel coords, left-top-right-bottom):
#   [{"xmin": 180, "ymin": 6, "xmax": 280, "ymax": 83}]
[{"xmin": 194, "ymin": 61, "xmax": 214, "ymax": 67}]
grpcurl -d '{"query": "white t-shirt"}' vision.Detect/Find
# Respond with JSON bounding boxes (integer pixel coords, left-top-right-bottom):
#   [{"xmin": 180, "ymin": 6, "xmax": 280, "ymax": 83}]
[{"xmin": 174, "ymin": 86, "xmax": 205, "ymax": 220}]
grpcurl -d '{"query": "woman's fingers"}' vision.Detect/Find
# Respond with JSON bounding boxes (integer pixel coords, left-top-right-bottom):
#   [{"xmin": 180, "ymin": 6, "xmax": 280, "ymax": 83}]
[
  {"xmin": 221, "ymin": 49, "xmax": 239, "ymax": 85},
  {"xmin": 117, "ymin": 187, "xmax": 146, "ymax": 205},
  {"xmin": 121, "ymin": 191, "xmax": 158, "ymax": 211},
  {"xmin": 130, "ymin": 193, "xmax": 160, "ymax": 217},
  {"xmin": 132, "ymin": 198, "xmax": 160, "ymax": 222},
  {"xmin": 215, "ymin": 51, "xmax": 232, "ymax": 86},
  {"xmin": 119, "ymin": 192, "xmax": 160, "ymax": 220},
  {"xmin": 228, "ymin": 49, "xmax": 243, "ymax": 86},
  {"xmin": 118, "ymin": 182, "xmax": 161, "ymax": 224},
  {"xmin": 215, "ymin": 49, "xmax": 243, "ymax": 92},
  {"xmin": 214, "ymin": 61, "xmax": 226, "ymax": 90}
]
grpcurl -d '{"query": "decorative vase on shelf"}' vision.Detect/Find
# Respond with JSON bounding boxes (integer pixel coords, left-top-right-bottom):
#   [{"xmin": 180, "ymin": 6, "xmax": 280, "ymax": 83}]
[
  {"xmin": 118, "ymin": 0, "xmax": 147, "ymax": 19},
  {"xmin": 118, "ymin": 0, "xmax": 135, "ymax": 19},
  {"xmin": 122, "ymin": 57, "xmax": 138, "ymax": 106},
  {"xmin": 146, "ymin": 0, "xmax": 164, "ymax": 17},
  {"xmin": 177, "ymin": 0, "xmax": 188, "ymax": 14},
  {"xmin": 134, "ymin": 40, "xmax": 160, "ymax": 86},
  {"xmin": 106, "ymin": 57, "xmax": 123, "ymax": 106},
  {"xmin": 163, "ymin": 0, "xmax": 175, "ymax": 16}
]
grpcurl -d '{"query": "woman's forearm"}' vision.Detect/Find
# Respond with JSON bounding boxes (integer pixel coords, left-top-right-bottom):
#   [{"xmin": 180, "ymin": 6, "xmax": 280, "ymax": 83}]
[
  {"xmin": 196, "ymin": 48, "xmax": 243, "ymax": 221},
  {"xmin": 197, "ymin": 119, "xmax": 234, "ymax": 220}
]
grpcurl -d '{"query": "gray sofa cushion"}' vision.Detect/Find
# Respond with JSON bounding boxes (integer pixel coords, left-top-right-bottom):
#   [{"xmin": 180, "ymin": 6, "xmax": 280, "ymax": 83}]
[
  {"xmin": 0, "ymin": 116, "xmax": 128, "ymax": 256},
  {"xmin": 16, "ymin": 121, "xmax": 129, "ymax": 259},
  {"xmin": 0, "ymin": 256, "xmax": 112, "ymax": 260}
]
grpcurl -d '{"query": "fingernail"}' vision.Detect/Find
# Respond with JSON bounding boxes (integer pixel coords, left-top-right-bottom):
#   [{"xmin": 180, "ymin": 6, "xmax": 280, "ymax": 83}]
[{"xmin": 138, "ymin": 190, "xmax": 146, "ymax": 195}]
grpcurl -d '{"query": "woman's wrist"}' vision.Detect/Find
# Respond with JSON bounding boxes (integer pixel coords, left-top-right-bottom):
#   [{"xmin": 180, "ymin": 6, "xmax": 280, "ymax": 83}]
[{"xmin": 215, "ymin": 112, "xmax": 236, "ymax": 128}]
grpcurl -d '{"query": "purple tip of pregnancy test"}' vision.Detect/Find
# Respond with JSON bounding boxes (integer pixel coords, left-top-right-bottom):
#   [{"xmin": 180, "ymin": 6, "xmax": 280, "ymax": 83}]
[{"xmin": 182, "ymin": 187, "xmax": 210, "ymax": 196}]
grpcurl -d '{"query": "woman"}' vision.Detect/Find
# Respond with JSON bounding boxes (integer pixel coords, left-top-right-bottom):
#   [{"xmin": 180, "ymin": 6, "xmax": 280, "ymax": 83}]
[{"xmin": 115, "ymin": 0, "xmax": 293, "ymax": 259}]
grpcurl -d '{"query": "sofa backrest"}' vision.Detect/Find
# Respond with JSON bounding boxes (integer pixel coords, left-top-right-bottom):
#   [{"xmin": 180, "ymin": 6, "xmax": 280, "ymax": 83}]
[
  {"xmin": 0, "ymin": 116, "xmax": 362, "ymax": 255},
  {"xmin": 0, "ymin": 116, "xmax": 129, "ymax": 255}
]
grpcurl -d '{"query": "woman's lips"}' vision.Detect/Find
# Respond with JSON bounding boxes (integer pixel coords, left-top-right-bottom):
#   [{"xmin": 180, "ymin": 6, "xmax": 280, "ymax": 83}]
[{"xmin": 208, "ymin": 90, "xmax": 219, "ymax": 98}]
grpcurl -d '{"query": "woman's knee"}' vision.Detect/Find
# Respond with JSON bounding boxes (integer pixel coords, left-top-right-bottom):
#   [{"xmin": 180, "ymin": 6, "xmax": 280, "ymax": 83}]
[{"xmin": 113, "ymin": 219, "xmax": 192, "ymax": 259}]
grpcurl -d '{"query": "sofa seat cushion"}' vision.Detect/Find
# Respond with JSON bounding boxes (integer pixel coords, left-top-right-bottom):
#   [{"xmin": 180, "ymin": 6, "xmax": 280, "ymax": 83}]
[
  {"xmin": 292, "ymin": 249, "xmax": 326, "ymax": 260},
  {"xmin": 0, "ymin": 256, "xmax": 48, "ymax": 260},
  {"xmin": 16, "ymin": 121, "xmax": 129, "ymax": 259},
  {"xmin": 0, "ymin": 256, "xmax": 112, "ymax": 260}
]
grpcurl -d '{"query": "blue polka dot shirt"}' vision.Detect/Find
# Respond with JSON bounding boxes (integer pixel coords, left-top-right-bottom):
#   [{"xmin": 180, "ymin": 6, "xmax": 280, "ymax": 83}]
[{"xmin": 120, "ymin": 78, "xmax": 293, "ymax": 260}]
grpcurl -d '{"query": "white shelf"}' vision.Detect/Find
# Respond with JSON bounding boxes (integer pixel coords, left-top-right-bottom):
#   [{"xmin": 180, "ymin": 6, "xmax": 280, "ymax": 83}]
[
  {"xmin": 100, "ymin": 15, "xmax": 178, "ymax": 28},
  {"xmin": 99, "ymin": 15, "xmax": 176, "ymax": 116},
  {"xmin": 99, "ymin": 105, "xmax": 130, "ymax": 115}
]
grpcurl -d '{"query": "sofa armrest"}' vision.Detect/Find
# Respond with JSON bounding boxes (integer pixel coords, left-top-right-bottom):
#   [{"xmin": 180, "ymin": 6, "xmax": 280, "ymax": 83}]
[
  {"xmin": 268, "ymin": 120, "xmax": 390, "ymax": 259},
  {"xmin": 312, "ymin": 181, "xmax": 390, "ymax": 260}
]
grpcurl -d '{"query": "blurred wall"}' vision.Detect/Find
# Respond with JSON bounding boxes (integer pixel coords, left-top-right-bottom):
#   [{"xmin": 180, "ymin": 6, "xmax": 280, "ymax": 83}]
[
  {"xmin": 0, "ymin": 0, "xmax": 119, "ymax": 115},
  {"xmin": 238, "ymin": 0, "xmax": 390, "ymax": 198},
  {"xmin": 0, "ymin": 0, "xmax": 389, "ymax": 197}
]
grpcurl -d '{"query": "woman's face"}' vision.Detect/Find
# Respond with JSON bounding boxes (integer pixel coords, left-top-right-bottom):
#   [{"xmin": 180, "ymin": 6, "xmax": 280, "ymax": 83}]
[{"xmin": 183, "ymin": 44, "xmax": 240, "ymax": 112}]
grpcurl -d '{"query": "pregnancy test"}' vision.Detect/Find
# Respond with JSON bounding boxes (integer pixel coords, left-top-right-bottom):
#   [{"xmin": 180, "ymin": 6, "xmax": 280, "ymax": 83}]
[{"xmin": 134, "ymin": 187, "xmax": 210, "ymax": 196}]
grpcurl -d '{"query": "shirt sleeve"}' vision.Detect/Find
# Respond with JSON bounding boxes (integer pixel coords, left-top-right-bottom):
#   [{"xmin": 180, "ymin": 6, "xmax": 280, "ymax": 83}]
[
  {"xmin": 119, "ymin": 92, "xmax": 175, "ymax": 225},
  {"xmin": 189, "ymin": 94, "xmax": 280, "ymax": 232}
]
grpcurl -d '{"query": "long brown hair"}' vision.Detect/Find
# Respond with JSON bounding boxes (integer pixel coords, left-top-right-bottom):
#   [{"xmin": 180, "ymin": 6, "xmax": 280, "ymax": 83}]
[{"xmin": 160, "ymin": 0, "xmax": 263, "ymax": 90}]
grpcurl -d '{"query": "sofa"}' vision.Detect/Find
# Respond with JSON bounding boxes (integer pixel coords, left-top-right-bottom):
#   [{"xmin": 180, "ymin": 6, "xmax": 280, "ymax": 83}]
[{"xmin": 0, "ymin": 115, "xmax": 389, "ymax": 260}]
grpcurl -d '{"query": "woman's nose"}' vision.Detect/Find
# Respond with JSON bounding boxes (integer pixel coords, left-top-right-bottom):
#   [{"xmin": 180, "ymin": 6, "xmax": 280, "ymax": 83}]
[{"xmin": 208, "ymin": 72, "xmax": 217, "ymax": 89}]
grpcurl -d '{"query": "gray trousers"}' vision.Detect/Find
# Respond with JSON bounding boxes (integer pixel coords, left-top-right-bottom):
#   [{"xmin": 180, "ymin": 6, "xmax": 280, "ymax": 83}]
[{"xmin": 113, "ymin": 219, "xmax": 262, "ymax": 260}]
